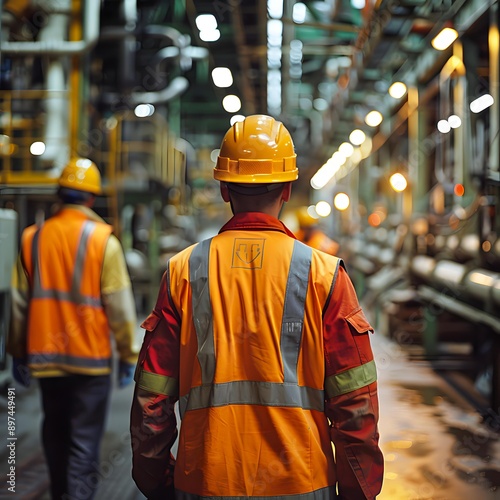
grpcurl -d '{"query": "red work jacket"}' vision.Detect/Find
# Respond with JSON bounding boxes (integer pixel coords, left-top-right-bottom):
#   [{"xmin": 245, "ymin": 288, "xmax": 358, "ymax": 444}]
[{"xmin": 131, "ymin": 212, "xmax": 383, "ymax": 499}]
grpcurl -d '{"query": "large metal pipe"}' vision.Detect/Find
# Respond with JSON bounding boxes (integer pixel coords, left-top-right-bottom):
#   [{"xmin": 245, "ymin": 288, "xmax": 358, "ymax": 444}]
[{"xmin": 0, "ymin": 0, "xmax": 100, "ymax": 54}]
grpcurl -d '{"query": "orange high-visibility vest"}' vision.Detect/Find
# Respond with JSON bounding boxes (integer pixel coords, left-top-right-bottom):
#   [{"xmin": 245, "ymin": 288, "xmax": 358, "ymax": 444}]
[
  {"xmin": 21, "ymin": 208, "xmax": 113, "ymax": 375},
  {"xmin": 168, "ymin": 230, "xmax": 342, "ymax": 497}
]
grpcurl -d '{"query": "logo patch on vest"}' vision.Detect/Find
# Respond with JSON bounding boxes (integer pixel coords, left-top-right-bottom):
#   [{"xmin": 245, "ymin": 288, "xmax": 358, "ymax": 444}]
[{"xmin": 232, "ymin": 238, "xmax": 265, "ymax": 269}]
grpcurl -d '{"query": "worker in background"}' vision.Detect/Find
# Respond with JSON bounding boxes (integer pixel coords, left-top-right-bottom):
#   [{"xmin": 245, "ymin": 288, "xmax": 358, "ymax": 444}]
[
  {"xmin": 130, "ymin": 115, "xmax": 383, "ymax": 499},
  {"xmin": 8, "ymin": 158, "xmax": 139, "ymax": 500},
  {"xmin": 295, "ymin": 205, "xmax": 340, "ymax": 255}
]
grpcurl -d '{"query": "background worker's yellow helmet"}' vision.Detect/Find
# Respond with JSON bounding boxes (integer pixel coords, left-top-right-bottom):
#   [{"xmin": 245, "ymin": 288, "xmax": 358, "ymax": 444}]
[
  {"xmin": 214, "ymin": 114, "xmax": 298, "ymax": 184},
  {"xmin": 58, "ymin": 158, "xmax": 102, "ymax": 195},
  {"xmin": 296, "ymin": 206, "xmax": 319, "ymax": 228}
]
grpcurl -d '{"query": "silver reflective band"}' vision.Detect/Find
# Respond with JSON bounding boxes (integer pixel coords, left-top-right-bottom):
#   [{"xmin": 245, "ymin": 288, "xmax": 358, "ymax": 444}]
[
  {"xmin": 176, "ymin": 485, "xmax": 337, "ymax": 500},
  {"xmin": 281, "ymin": 241, "xmax": 311, "ymax": 383},
  {"xmin": 179, "ymin": 380, "xmax": 325, "ymax": 416},
  {"xmin": 189, "ymin": 238, "xmax": 215, "ymax": 384},
  {"xmin": 31, "ymin": 221, "xmax": 103, "ymax": 308},
  {"xmin": 28, "ymin": 352, "xmax": 111, "ymax": 368}
]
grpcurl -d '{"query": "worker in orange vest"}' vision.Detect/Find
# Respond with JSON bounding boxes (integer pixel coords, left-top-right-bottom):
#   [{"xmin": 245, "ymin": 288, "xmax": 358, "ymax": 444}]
[
  {"xmin": 130, "ymin": 115, "xmax": 383, "ymax": 499},
  {"xmin": 8, "ymin": 158, "xmax": 138, "ymax": 500},
  {"xmin": 295, "ymin": 206, "xmax": 340, "ymax": 255}
]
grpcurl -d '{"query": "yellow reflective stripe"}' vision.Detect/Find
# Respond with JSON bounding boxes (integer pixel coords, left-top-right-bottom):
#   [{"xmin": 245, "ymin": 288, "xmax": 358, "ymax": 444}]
[
  {"xmin": 325, "ymin": 360, "xmax": 377, "ymax": 398},
  {"xmin": 135, "ymin": 368, "xmax": 179, "ymax": 397}
]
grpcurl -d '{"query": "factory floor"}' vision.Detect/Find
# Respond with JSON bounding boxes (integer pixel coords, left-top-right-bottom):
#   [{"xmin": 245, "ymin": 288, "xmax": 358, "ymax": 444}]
[{"xmin": 0, "ymin": 320, "xmax": 499, "ymax": 499}]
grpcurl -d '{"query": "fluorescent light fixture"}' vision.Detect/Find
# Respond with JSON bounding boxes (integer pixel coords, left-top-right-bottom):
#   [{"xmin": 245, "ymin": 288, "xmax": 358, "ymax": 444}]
[
  {"xmin": 292, "ymin": 2, "xmax": 306, "ymax": 23},
  {"xmin": 365, "ymin": 110, "xmax": 383, "ymax": 127},
  {"xmin": 448, "ymin": 114, "xmax": 461, "ymax": 128},
  {"xmin": 437, "ymin": 119, "xmax": 451, "ymax": 133},
  {"xmin": 200, "ymin": 29, "xmax": 220, "ymax": 42},
  {"xmin": 30, "ymin": 141, "xmax": 46, "ymax": 156},
  {"xmin": 431, "ymin": 27, "xmax": 458, "ymax": 51},
  {"xmin": 349, "ymin": 129, "xmax": 366, "ymax": 146},
  {"xmin": 212, "ymin": 67, "xmax": 233, "ymax": 88},
  {"xmin": 222, "ymin": 95, "xmax": 241, "ymax": 113},
  {"xmin": 389, "ymin": 82, "xmax": 407, "ymax": 99},
  {"xmin": 196, "ymin": 14, "xmax": 217, "ymax": 31},
  {"xmin": 470, "ymin": 94, "xmax": 494, "ymax": 113}
]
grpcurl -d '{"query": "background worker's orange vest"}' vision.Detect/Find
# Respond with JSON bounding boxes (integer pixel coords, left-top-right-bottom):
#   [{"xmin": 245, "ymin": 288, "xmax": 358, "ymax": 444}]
[
  {"xmin": 168, "ymin": 230, "xmax": 341, "ymax": 497},
  {"xmin": 21, "ymin": 208, "xmax": 113, "ymax": 375}
]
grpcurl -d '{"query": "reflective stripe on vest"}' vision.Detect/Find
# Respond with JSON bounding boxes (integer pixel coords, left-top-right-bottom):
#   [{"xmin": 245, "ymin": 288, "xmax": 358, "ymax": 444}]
[
  {"xmin": 179, "ymin": 238, "xmax": 321, "ymax": 418},
  {"xmin": 31, "ymin": 221, "xmax": 102, "ymax": 308},
  {"xmin": 176, "ymin": 485, "xmax": 337, "ymax": 500}
]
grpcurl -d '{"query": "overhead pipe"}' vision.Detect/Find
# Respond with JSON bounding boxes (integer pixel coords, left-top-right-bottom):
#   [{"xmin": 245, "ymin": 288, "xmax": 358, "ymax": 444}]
[
  {"xmin": 119, "ymin": 0, "xmax": 137, "ymax": 92},
  {"xmin": 0, "ymin": 0, "xmax": 101, "ymax": 55}
]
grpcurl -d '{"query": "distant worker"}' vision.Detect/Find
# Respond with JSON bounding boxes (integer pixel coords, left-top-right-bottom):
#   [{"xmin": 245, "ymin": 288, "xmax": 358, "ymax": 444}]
[
  {"xmin": 130, "ymin": 115, "xmax": 383, "ymax": 499},
  {"xmin": 295, "ymin": 206, "xmax": 340, "ymax": 255},
  {"xmin": 8, "ymin": 158, "xmax": 139, "ymax": 500}
]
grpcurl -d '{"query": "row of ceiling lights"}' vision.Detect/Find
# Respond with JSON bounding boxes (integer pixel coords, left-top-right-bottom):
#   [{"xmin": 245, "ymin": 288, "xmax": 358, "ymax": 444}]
[{"xmin": 309, "ymin": 23, "xmax": 486, "ymax": 194}]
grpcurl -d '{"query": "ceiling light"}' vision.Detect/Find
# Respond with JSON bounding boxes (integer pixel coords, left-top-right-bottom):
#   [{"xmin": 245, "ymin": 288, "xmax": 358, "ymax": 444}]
[
  {"xmin": 339, "ymin": 142, "xmax": 354, "ymax": 157},
  {"xmin": 390, "ymin": 173, "xmax": 408, "ymax": 192},
  {"xmin": 200, "ymin": 29, "xmax": 220, "ymax": 42},
  {"xmin": 431, "ymin": 27, "xmax": 458, "ymax": 51},
  {"xmin": 316, "ymin": 201, "xmax": 332, "ymax": 217},
  {"xmin": 365, "ymin": 110, "xmax": 383, "ymax": 127},
  {"xmin": 307, "ymin": 205, "xmax": 319, "ymax": 218},
  {"xmin": 351, "ymin": 0, "xmax": 366, "ymax": 9},
  {"xmin": 448, "ymin": 115, "xmax": 461, "ymax": 128},
  {"xmin": 349, "ymin": 129, "xmax": 366, "ymax": 146},
  {"xmin": 389, "ymin": 82, "xmax": 407, "ymax": 99},
  {"xmin": 311, "ymin": 163, "xmax": 337, "ymax": 190},
  {"xmin": 210, "ymin": 149, "xmax": 220, "ymax": 163},
  {"xmin": 268, "ymin": 0, "xmax": 283, "ymax": 19},
  {"xmin": 230, "ymin": 115, "xmax": 245, "ymax": 126},
  {"xmin": 292, "ymin": 3, "xmax": 307, "ymax": 23},
  {"xmin": 30, "ymin": 141, "xmax": 46, "ymax": 156},
  {"xmin": 222, "ymin": 95, "xmax": 241, "ymax": 113},
  {"xmin": 212, "ymin": 67, "xmax": 233, "ymax": 88},
  {"xmin": 437, "ymin": 119, "xmax": 451, "ymax": 133},
  {"xmin": 334, "ymin": 193, "xmax": 350, "ymax": 211},
  {"xmin": 470, "ymin": 94, "xmax": 494, "ymax": 113},
  {"xmin": 134, "ymin": 104, "xmax": 155, "ymax": 117},
  {"xmin": 195, "ymin": 14, "xmax": 217, "ymax": 31},
  {"xmin": 313, "ymin": 98, "xmax": 328, "ymax": 111}
]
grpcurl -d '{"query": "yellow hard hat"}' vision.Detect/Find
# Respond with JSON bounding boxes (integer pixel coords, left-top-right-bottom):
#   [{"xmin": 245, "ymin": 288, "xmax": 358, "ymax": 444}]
[
  {"xmin": 58, "ymin": 158, "xmax": 102, "ymax": 195},
  {"xmin": 296, "ymin": 206, "xmax": 319, "ymax": 228},
  {"xmin": 214, "ymin": 114, "xmax": 298, "ymax": 184}
]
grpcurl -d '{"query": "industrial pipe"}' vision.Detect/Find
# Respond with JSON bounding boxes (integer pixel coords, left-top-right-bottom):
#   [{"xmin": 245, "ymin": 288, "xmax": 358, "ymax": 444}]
[{"xmin": 0, "ymin": 0, "xmax": 100, "ymax": 54}]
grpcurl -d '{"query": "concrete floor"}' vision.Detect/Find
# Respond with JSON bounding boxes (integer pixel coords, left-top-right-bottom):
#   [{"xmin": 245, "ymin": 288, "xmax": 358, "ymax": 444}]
[{"xmin": 0, "ymin": 326, "xmax": 499, "ymax": 499}]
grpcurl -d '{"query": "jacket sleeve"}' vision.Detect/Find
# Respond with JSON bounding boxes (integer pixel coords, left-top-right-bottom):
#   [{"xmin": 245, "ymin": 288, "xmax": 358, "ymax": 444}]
[
  {"xmin": 101, "ymin": 234, "xmax": 139, "ymax": 363},
  {"xmin": 323, "ymin": 265, "xmax": 384, "ymax": 499},
  {"xmin": 130, "ymin": 270, "xmax": 180, "ymax": 498},
  {"xmin": 7, "ymin": 255, "xmax": 29, "ymax": 359}
]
